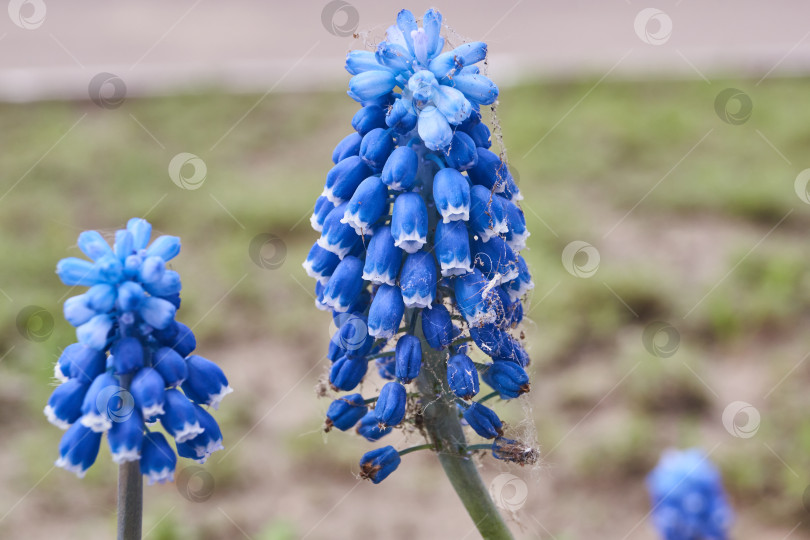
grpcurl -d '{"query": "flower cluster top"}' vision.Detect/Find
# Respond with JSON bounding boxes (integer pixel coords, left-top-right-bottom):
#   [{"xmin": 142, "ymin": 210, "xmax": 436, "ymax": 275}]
[
  {"xmin": 303, "ymin": 8, "xmax": 536, "ymax": 484},
  {"xmin": 647, "ymin": 448, "xmax": 734, "ymax": 540},
  {"xmin": 48, "ymin": 218, "xmax": 231, "ymax": 483}
]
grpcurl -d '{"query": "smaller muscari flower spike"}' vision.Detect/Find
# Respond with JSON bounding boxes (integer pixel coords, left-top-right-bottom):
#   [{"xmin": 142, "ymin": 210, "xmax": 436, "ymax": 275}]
[
  {"xmin": 647, "ymin": 448, "xmax": 734, "ymax": 540},
  {"xmin": 49, "ymin": 218, "xmax": 231, "ymax": 483},
  {"xmin": 306, "ymin": 8, "xmax": 538, "ymax": 538}
]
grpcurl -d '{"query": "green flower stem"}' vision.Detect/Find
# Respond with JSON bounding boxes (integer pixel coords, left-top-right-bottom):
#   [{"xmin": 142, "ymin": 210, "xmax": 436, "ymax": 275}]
[
  {"xmin": 398, "ymin": 443, "xmax": 436, "ymax": 456},
  {"xmin": 477, "ymin": 391, "xmax": 499, "ymax": 404},
  {"xmin": 415, "ymin": 318, "xmax": 514, "ymax": 540},
  {"xmin": 117, "ymin": 373, "xmax": 142, "ymax": 540}
]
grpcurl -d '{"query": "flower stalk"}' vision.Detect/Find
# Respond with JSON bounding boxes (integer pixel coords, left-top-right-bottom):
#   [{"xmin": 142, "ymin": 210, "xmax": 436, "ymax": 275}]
[{"xmin": 416, "ymin": 323, "xmax": 513, "ymax": 540}]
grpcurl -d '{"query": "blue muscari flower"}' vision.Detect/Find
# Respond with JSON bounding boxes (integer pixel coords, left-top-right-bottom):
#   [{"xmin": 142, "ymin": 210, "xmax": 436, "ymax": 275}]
[
  {"xmin": 395, "ymin": 334, "xmax": 422, "ymax": 383},
  {"xmin": 352, "ymin": 105, "xmax": 387, "ymax": 136},
  {"xmin": 317, "ymin": 202, "xmax": 362, "ymax": 259},
  {"xmin": 160, "ymin": 388, "xmax": 204, "ymax": 443},
  {"xmin": 362, "ymin": 226, "xmax": 402, "ymax": 286},
  {"xmin": 330, "ymin": 355, "xmax": 369, "ymax": 391},
  {"xmin": 356, "ymin": 410, "xmax": 392, "ymax": 441},
  {"xmin": 130, "ymin": 366, "xmax": 166, "ymax": 418},
  {"xmin": 360, "ymin": 127, "xmax": 395, "ymax": 172},
  {"xmin": 332, "ymin": 132, "xmax": 362, "ymax": 164},
  {"xmin": 368, "ymin": 284, "xmax": 405, "ymax": 339},
  {"xmin": 447, "ymin": 353, "xmax": 479, "ymax": 400},
  {"xmin": 469, "ymin": 185, "xmax": 508, "ymax": 242},
  {"xmin": 45, "ymin": 378, "xmax": 89, "ymax": 429},
  {"xmin": 647, "ymin": 448, "xmax": 733, "ymax": 540},
  {"xmin": 310, "ymin": 196, "xmax": 335, "ymax": 232},
  {"xmin": 321, "ymin": 256, "xmax": 364, "ymax": 312},
  {"xmin": 342, "ymin": 176, "xmax": 389, "ymax": 234},
  {"xmin": 399, "ymin": 251, "xmax": 437, "ymax": 309},
  {"xmin": 391, "ymin": 192, "xmax": 428, "ymax": 253},
  {"xmin": 482, "ymin": 361, "xmax": 530, "ymax": 399},
  {"xmin": 325, "ymin": 393, "xmax": 368, "ymax": 432},
  {"xmin": 108, "ymin": 413, "xmax": 144, "ymax": 464},
  {"xmin": 306, "ymin": 8, "xmax": 535, "ymax": 478},
  {"xmin": 140, "ymin": 432, "xmax": 177, "ymax": 484},
  {"xmin": 443, "ymin": 131, "xmax": 478, "ymax": 171},
  {"xmin": 471, "ymin": 235, "xmax": 519, "ymax": 285},
  {"xmin": 303, "ymin": 243, "xmax": 341, "ymax": 284},
  {"xmin": 359, "ymin": 445, "xmax": 401, "ymax": 484},
  {"xmin": 435, "ymin": 220, "xmax": 473, "ymax": 277},
  {"xmin": 421, "ymin": 304, "xmax": 453, "ymax": 349},
  {"xmin": 375, "ymin": 381, "xmax": 407, "ymax": 427},
  {"xmin": 182, "ymin": 355, "xmax": 233, "ymax": 410},
  {"xmin": 52, "ymin": 219, "xmax": 229, "ymax": 479},
  {"xmin": 381, "ymin": 146, "xmax": 418, "ymax": 191},
  {"xmin": 463, "ymin": 402, "xmax": 503, "ymax": 439},
  {"xmin": 180, "ymin": 404, "xmax": 225, "ymax": 463},
  {"xmin": 56, "ymin": 423, "xmax": 102, "ymax": 478},
  {"xmin": 323, "ymin": 155, "xmax": 373, "ymax": 205},
  {"xmin": 433, "ymin": 167, "xmax": 471, "ymax": 223}
]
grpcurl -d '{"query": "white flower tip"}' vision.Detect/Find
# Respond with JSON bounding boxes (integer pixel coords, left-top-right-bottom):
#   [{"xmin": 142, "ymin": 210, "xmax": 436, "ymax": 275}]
[
  {"xmin": 402, "ymin": 292, "xmax": 434, "ymax": 309},
  {"xmin": 80, "ymin": 413, "xmax": 112, "ymax": 433},
  {"xmin": 53, "ymin": 364, "xmax": 68, "ymax": 383},
  {"xmin": 44, "ymin": 406, "xmax": 72, "ymax": 430},
  {"xmin": 145, "ymin": 467, "xmax": 175, "ymax": 485},
  {"xmin": 207, "ymin": 386, "xmax": 234, "ymax": 410},
  {"xmin": 111, "ymin": 447, "xmax": 142, "ymax": 464},
  {"xmin": 173, "ymin": 421, "xmax": 205, "ymax": 443},
  {"xmin": 142, "ymin": 404, "xmax": 165, "ymax": 419},
  {"xmin": 55, "ymin": 457, "xmax": 88, "ymax": 478}
]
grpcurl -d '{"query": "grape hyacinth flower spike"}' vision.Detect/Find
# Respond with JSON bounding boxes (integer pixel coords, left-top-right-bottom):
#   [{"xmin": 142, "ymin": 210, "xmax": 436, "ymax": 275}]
[
  {"xmin": 647, "ymin": 448, "xmax": 734, "ymax": 540},
  {"xmin": 50, "ymin": 219, "xmax": 231, "ymax": 537},
  {"xmin": 304, "ymin": 9, "xmax": 537, "ymax": 539}
]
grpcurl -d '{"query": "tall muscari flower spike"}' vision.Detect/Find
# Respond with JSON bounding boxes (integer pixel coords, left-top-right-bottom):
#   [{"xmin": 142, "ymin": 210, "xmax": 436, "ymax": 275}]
[
  {"xmin": 303, "ymin": 7, "xmax": 537, "ymax": 494},
  {"xmin": 646, "ymin": 448, "xmax": 734, "ymax": 540},
  {"xmin": 48, "ymin": 218, "xmax": 231, "ymax": 482}
]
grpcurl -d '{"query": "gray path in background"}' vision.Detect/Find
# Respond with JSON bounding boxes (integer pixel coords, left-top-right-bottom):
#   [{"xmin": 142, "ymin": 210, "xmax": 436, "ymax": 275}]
[{"xmin": 0, "ymin": 0, "xmax": 808, "ymax": 101}]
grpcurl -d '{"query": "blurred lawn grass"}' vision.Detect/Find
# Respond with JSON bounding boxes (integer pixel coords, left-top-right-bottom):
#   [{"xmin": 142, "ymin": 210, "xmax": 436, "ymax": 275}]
[{"xmin": 2, "ymin": 76, "xmax": 810, "ymax": 536}]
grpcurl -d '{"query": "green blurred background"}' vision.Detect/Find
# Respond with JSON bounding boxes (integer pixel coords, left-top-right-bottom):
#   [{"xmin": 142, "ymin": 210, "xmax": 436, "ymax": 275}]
[{"xmin": 1, "ymin": 1, "xmax": 810, "ymax": 539}]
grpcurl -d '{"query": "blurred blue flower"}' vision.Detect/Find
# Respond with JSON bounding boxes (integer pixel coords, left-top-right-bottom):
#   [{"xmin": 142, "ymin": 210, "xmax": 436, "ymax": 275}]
[
  {"xmin": 647, "ymin": 448, "xmax": 733, "ymax": 540},
  {"xmin": 48, "ymin": 219, "xmax": 230, "ymax": 483}
]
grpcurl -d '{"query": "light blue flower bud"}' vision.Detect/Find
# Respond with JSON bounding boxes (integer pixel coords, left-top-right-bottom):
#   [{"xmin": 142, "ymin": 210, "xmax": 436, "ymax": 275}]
[
  {"xmin": 345, "ymin": 50, "xmax": 390, "ymax": 75},
  {"xmin": 348, "ymin": 71, "xmax": 399, "ymax": 102},
  {"xmin": 127, "ymin": 217, "xmax": 153, "ymax": 250},
  {"xmin": 85, "ymin": 283, "xmax": 116, "ymax": 312},
  {"xmin": 64, "ymin": 294, "xmax": 96, "ymax": 327},
  {"xmin": 139, "ymin": 296, "xmax": 176, "ymax": 330},
  {"xmin": 433, "ymin": 167, "xmax": 471, "ymax": 223},
  {"xmin": 452, "ymin": 42, "xmax": 488, "ymax": 67},
  {"xmin": 433, "ymin": 84, "xmax": 472, "ymax": 125},
  {"xmin": 139, "ymin": 256, "xmax": 165, "ymax": 283},
  {"xmin": 449, "ymin": 73, "xmax": 499, "ymax": 105},
  {"xmin": 422, "ymin": 8, "xmax": 444, "ymax": 58},
  {"xmin": 143, "ymin": 269, "xmax": 182, "ymax": 297},
  {"xmin": 114, "ymin": 230, "xmax": 134, "ymax": 260},
  {"xmin": 417, "ymin": 105, "xmax": 453, "ymax": 151},
  {"xmin": 77, "ymin": 230, "xmax": 113, "ymax": 261},
  {"xmin": 77, "ymin": 314, "xmax": 113, "ymax": 350}
]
